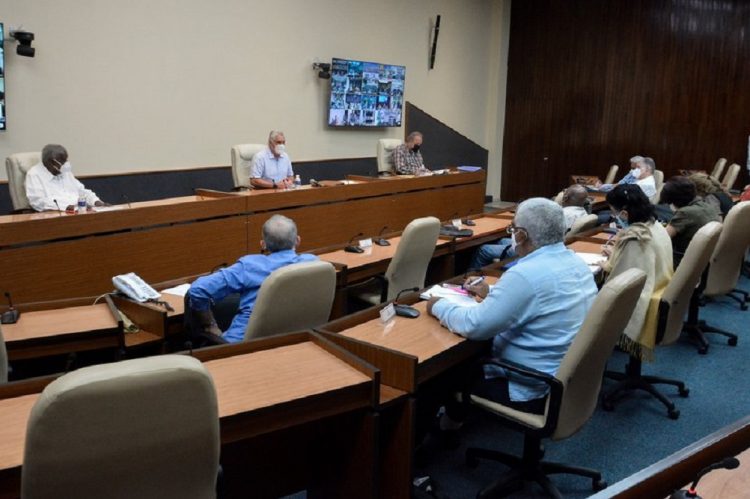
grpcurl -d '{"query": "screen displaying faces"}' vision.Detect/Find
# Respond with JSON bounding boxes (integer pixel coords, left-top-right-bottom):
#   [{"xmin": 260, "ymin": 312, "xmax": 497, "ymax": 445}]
[
  {"xmin": 0, "ymin": 23, "xmax": 5, "ymax": 131},
  {"xmin": 328, "ymin": 58, "xmax": 405, "ymax": 128}
]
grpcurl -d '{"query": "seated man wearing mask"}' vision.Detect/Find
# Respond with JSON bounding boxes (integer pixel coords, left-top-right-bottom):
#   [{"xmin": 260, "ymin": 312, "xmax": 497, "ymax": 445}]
[
  {"xmin": 598, "ymin": 155, "xmax": 644, "ymax": 191},
  {"xmin": 428, "ymin": 198, "xmax": 597, "ymax": 418},
  {"xmin": 391, "ymin": 131, "xmax": 429, "ymax": 175},
  {"xmin": 25, "ymin": 144, "xmax": 106, "ymax": 212},
  {"xmin": 187, "ymin": 215, "xmax": 318, "ymax": 343},
  {"xmin": 250, "ymin": 130, "xmax": 294, "ymax": 189}
]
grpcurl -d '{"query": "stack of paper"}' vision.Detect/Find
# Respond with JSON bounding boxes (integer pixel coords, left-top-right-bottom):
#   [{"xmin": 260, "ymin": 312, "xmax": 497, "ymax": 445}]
[
  {"xmin": 420, "ymin": 284, "xmax": 481, "ymax": 306},
  {"xmin": 575, "ymin": 252, "xmax": 607, "ymax": 273}
]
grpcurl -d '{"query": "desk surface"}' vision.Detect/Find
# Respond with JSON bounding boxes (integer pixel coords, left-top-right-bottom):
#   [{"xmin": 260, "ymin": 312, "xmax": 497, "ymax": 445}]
[
  {"xmin": 2, "ymin": 303, "xmax": 117, "ymax": 342},
  {"xmin": 690, "ymin": 447, "xmax": 750, "ymax": 497},
  {"xmin": 567, "ymin": 239, "xmax": 605, "ymax": 254}
]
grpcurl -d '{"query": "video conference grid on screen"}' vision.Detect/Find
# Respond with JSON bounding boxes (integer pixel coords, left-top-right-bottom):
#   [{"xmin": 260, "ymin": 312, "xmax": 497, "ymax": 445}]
[
  {"xmin": 0, "ymin": 23, "xmax": 5, "ymax": 131},
  {"xmin": 328, "ymin": 58, "xmax": 405, "ymax": 128}
]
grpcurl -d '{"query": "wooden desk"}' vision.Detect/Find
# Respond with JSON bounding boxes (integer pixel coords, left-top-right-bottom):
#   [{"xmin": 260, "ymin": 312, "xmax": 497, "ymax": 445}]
[
  {"xmin": 0, "ymin": 331, "xmax": 380, "ymax": 499},
  {"xmin": 567, "ymin": 239, "xmax": 606, "ymax": 255},
  {"xmin": 1, "ymin": 171, "xmax": 485, "ymax": 306}
]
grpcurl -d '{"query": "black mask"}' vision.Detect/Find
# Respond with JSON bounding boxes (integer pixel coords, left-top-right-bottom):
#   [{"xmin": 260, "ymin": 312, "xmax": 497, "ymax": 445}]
[{"xmin": 412, "ymin": 144, "xmax": 421, "ymax": 152}]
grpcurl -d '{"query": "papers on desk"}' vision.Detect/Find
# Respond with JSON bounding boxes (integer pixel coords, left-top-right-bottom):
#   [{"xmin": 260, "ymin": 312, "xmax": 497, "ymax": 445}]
[
  {"xmin": 420, "ymin": 284, "xmax": 481, "ymax": 307},
  {"xmin": 575, "ymin": 252, "xmax": 607, "ymax": 274},
  {"xmin": 92, "ymin": 205, "xmax": 127, "ymax": 212},
  {"xmin": 160, "ymin": 283, "xmax": 191, "ymax": 297},
  {"xmin": 457, "ymin": 166, "xmax": 483, "ymax": 172}
]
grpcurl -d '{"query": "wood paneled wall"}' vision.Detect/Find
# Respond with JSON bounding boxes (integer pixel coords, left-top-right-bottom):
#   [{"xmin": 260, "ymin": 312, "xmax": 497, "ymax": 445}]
[{"xmin": 501, "ymin": 0, "xmax": 750, "ymax": 202}]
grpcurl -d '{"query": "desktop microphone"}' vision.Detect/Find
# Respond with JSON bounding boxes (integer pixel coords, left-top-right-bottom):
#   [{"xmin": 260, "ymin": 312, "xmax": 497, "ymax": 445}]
[
  {"xmin": 122, "ymin": 194, "xmax": 132, "ymax": 209},
  {"xmin": 669, "ymin": 457, "xmax": 740, "ymax": 499},
  {"xmin": 462, "ymin": 210, "xmax": 476, "ymax": 226},
  {"xmin": 374, "ymin": 226, "xmax": 391, "ymax": 246},
  {"xmin": 1, "ymin": 292, "xmax": 20, "ymax": 324},
  {"xmin": 310, "ymin": 178, "xmax": 322, "ymax": 187},
  {"xmin": 394, "ymin": 287, "xmax": 420, "ymax": 318},
  {"xmin": 344, "ymin": 232, "xmax": 365, "ymax": 253},
  {"xmin": 53, "ymin": 199, "xmax": 64, "ymax": 216}
]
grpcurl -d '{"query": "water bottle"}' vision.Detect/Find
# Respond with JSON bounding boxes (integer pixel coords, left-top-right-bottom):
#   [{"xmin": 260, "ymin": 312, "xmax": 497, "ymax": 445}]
[
  {"xmin": 77, "ymin": 190, "xmax": 87, "ymax": 214},
  {"xmin": 293, "ymin": 174, "xmax": 302, "ymax": 189}
]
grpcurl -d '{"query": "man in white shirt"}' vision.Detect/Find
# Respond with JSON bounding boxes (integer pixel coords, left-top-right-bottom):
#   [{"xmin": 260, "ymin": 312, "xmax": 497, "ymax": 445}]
[
  {"xmin": 561, "ymin": 184, "xmax": 590, "ymax": 229},
  {"xmin": 250, "ymin": 130, "xmax": 295, "ymax": 189},
  {"xmin": 24, "ymin": 144, "xmax": 105, "ymax": 212},
  {"xmin": 634, "ymin": 157, "xmax": 657, "ymax": 199}
]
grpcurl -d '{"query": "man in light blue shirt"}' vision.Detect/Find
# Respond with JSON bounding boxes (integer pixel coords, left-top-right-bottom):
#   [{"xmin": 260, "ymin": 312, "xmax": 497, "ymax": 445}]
[
  {"xmin": 250, "ymin": 130, "xmax": 295, "ymax": 189},
  {"xmin": 428, "ymin": 198, "xmax": 597, "ymax": 412},
  {"xmin": 187, "ymin": 215, "xmax": 317, "ymax": 342},
  {"xmin": 598, "ymin": 155, "xmax": 644, "ymax": 192}
]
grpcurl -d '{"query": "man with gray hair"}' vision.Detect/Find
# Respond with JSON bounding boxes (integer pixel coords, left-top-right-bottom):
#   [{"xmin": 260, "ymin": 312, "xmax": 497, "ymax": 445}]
[
  {"xmin": 25, "ymin": 144, "xmax": 106, "ymax": 212},
  {"xmin": 633, "ymin": 156, "xmax": 657, "ymax": 199},
  {"xmin": 187, "ymin": 214, "xmax": 317, "ymax": 342},
  {"xmin": 428, "ymin": 198, "xmax": 597, "ymax": 416},
  {"xmin": 250, "ymin": 130, "xmax": 295, "ymax": 189},
  {"xmin": 598, "ymin": 155, "xmax": 645, "ymax": 191},
  {"xmin": 391, "ymin": 131, "xmax": 428, "ymax": 175}
]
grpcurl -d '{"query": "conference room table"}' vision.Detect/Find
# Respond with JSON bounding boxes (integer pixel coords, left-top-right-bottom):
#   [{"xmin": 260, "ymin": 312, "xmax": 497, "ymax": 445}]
[
  {"xmin": 0, "ymin": 331, "xmax": 380, "ymax": 499},
  {"xmin": 0, "ymin": 170, "xmax": 486, "ymax": 307}
]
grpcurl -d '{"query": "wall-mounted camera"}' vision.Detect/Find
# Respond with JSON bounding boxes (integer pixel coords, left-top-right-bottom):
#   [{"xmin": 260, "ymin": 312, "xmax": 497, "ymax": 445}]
[
  {"xmin": 312, "ymin": 62, "xmax": 331, "ymax": 79},
  {"xmin": 10, "ymin": 30, "xmax": 35, "ymax": 57}
]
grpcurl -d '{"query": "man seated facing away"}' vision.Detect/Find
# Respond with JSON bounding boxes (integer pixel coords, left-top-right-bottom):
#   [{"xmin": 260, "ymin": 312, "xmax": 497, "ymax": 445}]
[
  {"xmin": 428, "ymin": 198, "xmax": 597, "ymax": 417},
  {"xmin": 468, "ymin": 184, "xmax": 590, "ymax": 269},
  {"xmin": 391, "ymin": 131, "xmax": 429, "ymax": 175},
  {"xmin": 25, "ymin": 144, "xmax": 107, "ymax": 212},
  {"xmin": 187, "ymin": 215, "xmax": 317, "ymax": 342},
  {"xmin": 250, "ymin": 130, "xmax": 294, "ymax": 189}
]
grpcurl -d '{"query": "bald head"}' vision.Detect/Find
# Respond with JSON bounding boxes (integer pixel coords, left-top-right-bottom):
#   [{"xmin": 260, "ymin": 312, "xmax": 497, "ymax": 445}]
[{"xmin": 562, "ymin": 184, "xmax": 588, "ymax": 208}]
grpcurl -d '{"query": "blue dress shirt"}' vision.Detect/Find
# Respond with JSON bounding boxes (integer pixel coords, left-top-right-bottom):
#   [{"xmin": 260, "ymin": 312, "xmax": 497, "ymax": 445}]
[
  {"xmin": 432, "ymin": 243, "xmax": 597, "ymax": 401},
  {"xmin": 251, "ymin": 147, "xmax": 294, "ymax": 182},
  {"xmin": 187, "ymin": 249, "xmax": 317, "ymax": 342},
  {"xmin": 618, "ymin": 170, "xmax": 638, "ymax": 185}
]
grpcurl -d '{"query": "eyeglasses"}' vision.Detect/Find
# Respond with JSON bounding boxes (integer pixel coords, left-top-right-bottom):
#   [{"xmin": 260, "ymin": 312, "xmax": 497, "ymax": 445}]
[{"xmin": 507, "ymin": 224, "xmax": 527, "ymax": 235}]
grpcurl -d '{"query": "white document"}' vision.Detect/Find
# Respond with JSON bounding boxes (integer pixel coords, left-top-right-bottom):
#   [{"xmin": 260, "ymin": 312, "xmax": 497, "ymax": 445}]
[
  {"xmin": 575, "ymin": 252, "xmax": 606, "ymax": 274},
  {"xmin": 420, "ymin": 284, "xmax": 481, "ymax": 307},
  {"xmin": 160, "ymin": 283, "xmax": 191, "ymax": 297}
]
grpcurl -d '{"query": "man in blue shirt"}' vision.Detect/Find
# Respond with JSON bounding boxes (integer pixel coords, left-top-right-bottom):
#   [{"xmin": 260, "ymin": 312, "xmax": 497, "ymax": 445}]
[
  {"xmin": 250, "ymin": 130, "xmax": 295, "ymax": 189},
  {"xmin": 428, "ymin": 198, "xmax": 597, "ymax": 415},
  {"xmin": 187, "ymin": 215, "xmax": 317, "ymax": 342}
]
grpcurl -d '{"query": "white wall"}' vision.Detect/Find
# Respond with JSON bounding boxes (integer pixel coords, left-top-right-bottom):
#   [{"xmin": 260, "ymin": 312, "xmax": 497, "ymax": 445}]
[{"xmin": 0, "ymin": 0, "xmax": 509, "ymax": 196}]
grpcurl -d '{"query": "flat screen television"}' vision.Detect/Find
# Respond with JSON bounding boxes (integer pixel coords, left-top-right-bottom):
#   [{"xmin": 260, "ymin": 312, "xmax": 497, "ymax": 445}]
[
  {"xmin": 328, "ymin": 57, "xmax": 405, "ymax": 128},
  {"xmin": 0, "ymin": 22, "xmax": 5, "ymax": 131}
]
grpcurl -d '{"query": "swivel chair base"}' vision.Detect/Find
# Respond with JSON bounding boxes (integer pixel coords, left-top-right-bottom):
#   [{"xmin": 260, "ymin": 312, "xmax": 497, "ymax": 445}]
[
  {"xmin": 683, "ymin": 320, "xmax": 738, "ymax": 355},
  {"xmin": 466, "ymin": 434, "xmax": 606, "ymax": 499},
  {"xmin": 603, "ymin": 357, "xmax": 688, "ymax": 419}
]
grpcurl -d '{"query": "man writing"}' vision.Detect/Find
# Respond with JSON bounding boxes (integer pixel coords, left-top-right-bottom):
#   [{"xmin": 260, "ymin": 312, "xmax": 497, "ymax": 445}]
[
  {"xmin": 428, "ymin": 198, "xmax": 597, "ymax": 417},
  {"xmin": 187, "ymin": 215, "xmax": 317, "ymax": 342},
  {"xmin": 250, "ymin": 130, "xmax": 295, "ymax": 189},
  {"xmin": 391, "ymin": 131, "xmax": 428, "ymax": 175},
  {"xmin": 25, "ymin": 144, "xmax": 106, "ymax": 212}
]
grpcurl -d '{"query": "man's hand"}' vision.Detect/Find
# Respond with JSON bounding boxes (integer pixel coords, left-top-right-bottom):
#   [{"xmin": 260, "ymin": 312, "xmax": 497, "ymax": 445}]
[
  {"xmin": 463, "ymin": 277, "xmax": 489, "ymax": 302},
  {"xmin": 426, "ymin": 296, "xmax": 442, "ymax": 316}
]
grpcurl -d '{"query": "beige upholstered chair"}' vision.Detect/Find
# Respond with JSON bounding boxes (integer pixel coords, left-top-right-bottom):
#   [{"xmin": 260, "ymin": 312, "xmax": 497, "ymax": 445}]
[
  {"xmin": 6, "ymin": 152, "xmax": 41, "ymax": 212},
  {"xmin": 22, "ymin": 355, "xmax": 220, "ymax": 499},
  {"xmin": 711, "ymin": 157, "xmax": 727, "ymax": 180},
  {"xmin": 603, "ymin": 222, "xmax": 722, "ymax": 418},
  {"xmin": 552, "ymin": 190, "xmax": 564, "ymax": 205},
  {"xmin": 377, "ymin": 138, "xmax": 403, "ymax": 173},
  {"xmin": 0, "ymin": 324, "xmax": 7, "ymax": 384},
  {"xmin": 705, "ymin": 201, "xmax": 750, "ymax": 309},
  {"xmin": 230, "ymin": 144, "xmax": 265, "ymax": 189},
  {"xmin": 465, "ymin": 269, "xmax": 647, "ymax": 498},
  {"xmin": 353, "ymin": 216, "xmax": 441, "ymax": 305},
  {"xmin": 720, "ymin": 162, "xmax": 740, "ymax": 191},
  {"xmin": 653, "ymin": 169, "xmax": 665, "ymax": 196},
  {"xmin": 565, "ymin": 214, "xmax": 599, "ymax": 241},
  {"xmin": 243, "ymin": 260, "xmax": 336, "ymax": 340},
  {"xmin": 604, "ymin": 164, "xmax": 619, "ymax": 184}
]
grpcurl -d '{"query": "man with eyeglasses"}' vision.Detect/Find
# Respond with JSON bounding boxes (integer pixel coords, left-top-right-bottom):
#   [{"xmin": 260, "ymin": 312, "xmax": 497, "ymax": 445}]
[
  {"xmin": 250, "ymin": 130, "xmax": 295, "ymax": 189},
  {"xmin": 427, "ymin": 198, "xmax": 597, "ymax": 421},
  {"xmin": 25, "ymin": 143, "xmax": 107, "ymax": 212}
]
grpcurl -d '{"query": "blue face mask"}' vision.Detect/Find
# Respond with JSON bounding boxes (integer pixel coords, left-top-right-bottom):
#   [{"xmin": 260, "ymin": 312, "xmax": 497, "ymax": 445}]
[{"xmin": 615, "ymin": 212, "xmax": 629, "ymax": 228}]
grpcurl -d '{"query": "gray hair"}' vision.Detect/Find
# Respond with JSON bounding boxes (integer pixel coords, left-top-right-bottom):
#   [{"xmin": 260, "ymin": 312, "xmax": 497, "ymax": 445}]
[
  {"xmin": 406, "ymin": 131, "xmax": 423, "ymax": 142},
  {"xmin": 640, "ymin": 157, "xmax": 656, "ymax": 173},
  {"xmin": 268, "ymin": 130, "xmax": 285, "ymax": 144},
  {"xmin": 629, "ymin": 155, "xmax": 644, "ymax": 164},
  {"xmin": 41, "ymin": 144, "xmax": 68, "ymax": 166},
  {"xmin": 262, "ymin": 215, "xmax": 298, "ymax": 252},
  {"xmin": 515, "ymin": 197, "xmax": 565, "ymax": 248}
]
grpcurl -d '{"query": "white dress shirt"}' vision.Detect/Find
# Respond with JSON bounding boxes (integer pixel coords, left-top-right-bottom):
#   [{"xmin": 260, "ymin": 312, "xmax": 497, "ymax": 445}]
[
  {"xmin": 24, "ymin": 163, "xmax": 100, "ymax": 211},
  {"xmin": 636, "ymin": 175, "xmax": 657, "ymax": 199}
]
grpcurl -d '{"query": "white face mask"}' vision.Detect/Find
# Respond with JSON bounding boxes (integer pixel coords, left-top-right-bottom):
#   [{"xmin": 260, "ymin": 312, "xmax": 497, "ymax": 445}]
[
  {"xmin": 275, "ymin": 144, "xmax": 286, "ymax": 155},
  {"xmin": 631, "ymin": 168, "xmax": 642, "ymax": 179}
]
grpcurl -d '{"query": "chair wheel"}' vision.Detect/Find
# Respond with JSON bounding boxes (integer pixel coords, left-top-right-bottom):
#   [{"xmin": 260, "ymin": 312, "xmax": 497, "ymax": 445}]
[
  {"xmin": 593, "ymin": 479, "xmax": 607, "ymax": 491},
  {"xmin": 679, "ymin": 387, "xmax": 690, "ymax": 397},
  {"xmin": 698, "ymin": 345, "xmax": 708, "ymax": 355},
  {"xmin": 465, "ymin": 453, "xmax": 479, "ymax": 468},
  {"xmin": 741, "ymin": 304, "xmax": 748, "ymax": 311},
  {"xmin": 601, "ymin": 400, "xmax": 614, "ymax": 412},
  {"xmin": 668, "ymin": 409, "xmax": 680, "ymax": 420},
  {"xmin": 728, "ymin": 337, "xmax": 738, "ymax": 346}
]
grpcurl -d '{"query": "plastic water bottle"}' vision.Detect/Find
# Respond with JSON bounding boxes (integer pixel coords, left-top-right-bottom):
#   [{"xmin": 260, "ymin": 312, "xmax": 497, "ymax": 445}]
[
  {"xmin": 77, "ymin": 190, "xmax": 87, "ymax": 214},
  {"xmin": 293, "ymin": 175, "xmax": 302, "ymax": 189}
]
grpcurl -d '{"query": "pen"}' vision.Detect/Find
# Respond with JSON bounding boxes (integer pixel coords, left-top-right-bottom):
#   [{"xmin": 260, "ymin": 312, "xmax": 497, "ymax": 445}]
[{"xmin": 465, "ymin": 276, "xmax": 485, "ymax": 288}]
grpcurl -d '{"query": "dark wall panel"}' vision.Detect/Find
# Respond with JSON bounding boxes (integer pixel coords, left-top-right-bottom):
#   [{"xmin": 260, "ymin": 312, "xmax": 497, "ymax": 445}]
[{"xmin": 502, "ymin": 0, "xmax": 750, "ymax": 201}]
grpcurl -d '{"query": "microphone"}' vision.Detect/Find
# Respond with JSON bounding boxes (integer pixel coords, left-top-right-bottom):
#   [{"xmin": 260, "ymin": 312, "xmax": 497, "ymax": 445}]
[
  {"xmin": 122, "ymin": 194, "xmax": 132, "ymax": 209},
  {"xmin": 53, "ymin": 199, "xmax": 64, "ymax": 216},
  {"xmin": 394, "ymin": 287, "xmax": 420, "ymax": 318},
  {"xmin": 669, "ymin": 457, "xmax": 741, "ymax": 498},
  {"xmin": 374, "ymin": 226, "xmax": 391, "ymax": 246},
  {"xmin": 462, "ymin": 210, "xmax": 476, "ymax": 226},
  {"xmin": 345, "ymin": 232, "xmax": 365, "ymax": 253},
  {"xmin": 1, "ymin": 292, "xmax": 20, "ymax": 324},
  {"xmin": 310, "ymin": 178, "xmax": 322, "ymax": 187}
]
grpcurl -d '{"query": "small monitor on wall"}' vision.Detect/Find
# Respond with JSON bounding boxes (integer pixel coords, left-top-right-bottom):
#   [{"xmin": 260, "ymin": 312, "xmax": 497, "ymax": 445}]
[
  {"xmin": 0, "ymin": 22, "xmax": 5, "ymax": 131},
  {"xmin": 328, "ymin": 57, "xmax": 405, "ymax": 128}
]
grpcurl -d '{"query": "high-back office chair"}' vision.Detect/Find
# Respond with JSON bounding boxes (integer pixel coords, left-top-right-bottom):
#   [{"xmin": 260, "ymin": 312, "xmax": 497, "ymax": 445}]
[
  {"xmin": 22, "ymin": 355, "xmax": 220, "ymax": 499},
  {"xmin": 243, "ymin": 260, "xmax": 336, "ymax": 340},
  {"xmin": 653, "ymin": 169, "xmax": 665, "ymax": 196},
  {"xmin": 711, "ymin": 157, "xmax": 727, "ymax": 181},
  {"xmin": 352, "ymin": 217, "xmax": 441, "ymax": 305},
  {"xmin": 604, "ymin": 164, "xmax": 619, "ymax": 184},
  {"xmin": 720, "ymin": 162, "xmax": 740, "ymax": 191},
  {"xmin": 602, "ymin": 222, "xmax": 722, "ymax": 419},
  {"xmin": 230, "ymin": 144, "xmax": 265, "ymax": 189},
  {"xmin": 565, "ymin": 214, "xmax": 599, "ymax": 241},
  {"xmin": 465, "ymin": 269, "xmax": 647, "ymax": 498},
  {"xmin": 377, "ymin": 138, "xmax": 403, "ymax": 174},
  {"xmin": 6, "ymin": 152, "xmax": 41, "ymax": 212},
  {"xmin": 704, "ymin": 201, "xmax": 750, "ymax": 309},
  {"xmin": 0, "ymin": 324, "xmax": 7, "ymax": 383}
]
